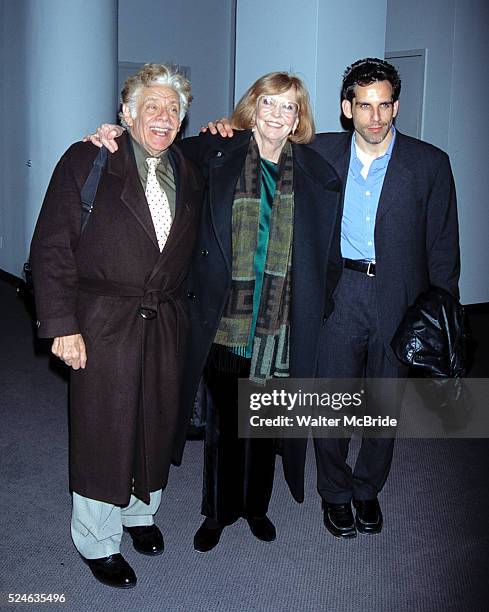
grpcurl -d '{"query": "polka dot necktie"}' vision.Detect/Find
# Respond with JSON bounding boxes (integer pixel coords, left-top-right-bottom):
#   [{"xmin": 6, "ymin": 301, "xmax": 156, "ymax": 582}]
[{"xmin": 145, "ymin": 157, "xmax": 173, "ymax": 251}]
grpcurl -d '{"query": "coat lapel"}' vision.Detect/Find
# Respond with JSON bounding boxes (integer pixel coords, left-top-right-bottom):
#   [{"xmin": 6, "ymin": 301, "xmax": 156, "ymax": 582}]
[
  {"xmin": 146, "ymin": 146, "xmax": 203, "ymax": 285},
  {"xmin": 206, "ymin": 133, "xmax": 250, "ymax": 273},
  {"xmin": 106, "ymin": 132, "xmax": 159, "ymax": 249},
  {"xmin": 289, "ymin": 144, "xmax": 342, "ymax": 378},
  {"xmin": 328, "ymin": 133, "xmax": 352, "ymax": 204},
  {"xmin": 293, "ymin": 143, "xmax": 342, "ymax": 227},
  {"xmin": 292, "ymin": 144, "xmax": 341, "ymax": 297},
  {"xmin": 376, "ymin": 132, "xmax": 414, "ymax": 221},
  {"xmin": 327, "ymin": 131, "xmax": 413, "ymax": 225}
]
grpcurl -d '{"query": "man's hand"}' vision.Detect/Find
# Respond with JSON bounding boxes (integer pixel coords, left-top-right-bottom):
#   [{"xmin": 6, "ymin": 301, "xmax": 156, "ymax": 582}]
[
  {"xmin": 83, "ymin": 124, "xmax": 124, "ymax": 153},
  {"xmin": 52, "ymin": 334, "xmax": 87, "ymax": 370},
  {"xmin": 200, "ymin": 118, "xmax": 235, "ymax": 137}
]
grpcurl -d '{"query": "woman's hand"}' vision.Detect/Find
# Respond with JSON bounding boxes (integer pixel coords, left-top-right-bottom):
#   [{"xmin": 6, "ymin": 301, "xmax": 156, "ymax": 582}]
[
  {"xmin": 83, "ymin": 124, "xmax": 124, "ymax": 153},
  {"xmin": 200, "ymin": 118, "xmax": 235, "ymax": 137},
  {"xmin": 52, "ymin": 334, "xmax": 87, "ymax": 370}
]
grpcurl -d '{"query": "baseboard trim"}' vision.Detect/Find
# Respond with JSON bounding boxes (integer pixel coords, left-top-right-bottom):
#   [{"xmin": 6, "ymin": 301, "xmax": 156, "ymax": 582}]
[
  {"xmin": 464, "ymin": 302, "xmax": 489, "ymax": 315},
  {"xmin": 0, "ymin": 268, "xmax": 23, "ymax": 287}
]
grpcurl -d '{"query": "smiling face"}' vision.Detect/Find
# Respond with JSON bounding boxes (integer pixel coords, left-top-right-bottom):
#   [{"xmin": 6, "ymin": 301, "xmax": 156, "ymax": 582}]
[
  {"xmin": 341, "ymin": 80, "xmax": 399, "ymax": 155},
  {"xmin": 122, "ymin": 85, "xmax": 182, "ymax": 155},
  {"xmin": 253, "ymin": 86, "xmax": 300, "ymax": 150}
]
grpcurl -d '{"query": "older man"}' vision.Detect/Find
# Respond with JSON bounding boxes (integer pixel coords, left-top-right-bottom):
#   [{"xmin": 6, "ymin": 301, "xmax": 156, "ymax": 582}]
[{"xmin": 30, "ymin": 64, "xmax": 203, "ymax": 588}]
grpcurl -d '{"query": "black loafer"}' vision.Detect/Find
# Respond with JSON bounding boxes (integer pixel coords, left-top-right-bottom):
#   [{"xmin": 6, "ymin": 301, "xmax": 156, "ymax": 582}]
[
  {"xmin": 125, "ymin": 525, "xmax": 164, "ymax": 556},
  {"xmin": 322, "ymin": 501, "xmax": 357, "ymax": 538},
  {"xmin": 246, "ymin": 516, "xmax": 276, "ymax": 542},
  {"xmin": 193, "ymin": 522, "xmax": 224, "ymax": 553},
  {"xmin": 353, "ymin": 498, "xmax": 383, "ymax": 534},
  {"xmin": 82, "ymin": 553, "xmax": 136, "ymax": 589}
]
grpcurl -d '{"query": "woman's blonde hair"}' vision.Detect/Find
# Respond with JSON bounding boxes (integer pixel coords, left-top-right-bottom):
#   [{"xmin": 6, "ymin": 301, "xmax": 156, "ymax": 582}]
[{"xmin": 232, "ymin": 72, "xmax": 315, "ymax": 144}]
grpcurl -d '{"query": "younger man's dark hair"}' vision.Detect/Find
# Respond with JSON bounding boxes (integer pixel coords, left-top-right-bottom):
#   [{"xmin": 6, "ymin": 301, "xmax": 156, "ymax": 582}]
[{"xmin": 341, "ymin": 58, "xmax": 401, "ymax": 102}]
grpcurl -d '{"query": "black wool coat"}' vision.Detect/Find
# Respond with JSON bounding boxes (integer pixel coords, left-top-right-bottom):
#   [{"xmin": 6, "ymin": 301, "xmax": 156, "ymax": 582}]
[
  {"xmin": 30, "ymin": 133, "xmax": 203, "ymax": 505},
  {"xmin": 174, "ymin": 130, "xmax": 343, "ymax": 502}
]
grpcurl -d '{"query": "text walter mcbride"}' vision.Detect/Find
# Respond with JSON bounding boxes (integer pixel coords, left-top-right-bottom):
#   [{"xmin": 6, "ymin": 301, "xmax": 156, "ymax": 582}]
[{"xmin": 295, "ymin": 415, "xmax": 398, "ymax": 427}]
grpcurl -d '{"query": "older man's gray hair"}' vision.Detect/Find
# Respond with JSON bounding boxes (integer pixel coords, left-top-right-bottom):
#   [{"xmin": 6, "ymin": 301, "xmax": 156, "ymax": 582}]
[{"xmin": 120, "ymin": 63, "xmax": 192, "ymax": 126}]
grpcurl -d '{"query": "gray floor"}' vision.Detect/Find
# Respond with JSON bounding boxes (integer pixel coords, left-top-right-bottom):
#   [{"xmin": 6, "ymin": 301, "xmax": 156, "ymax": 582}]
[{"xmin": 1, "ymin": 280, "xmax": 488, "ymax": 612}]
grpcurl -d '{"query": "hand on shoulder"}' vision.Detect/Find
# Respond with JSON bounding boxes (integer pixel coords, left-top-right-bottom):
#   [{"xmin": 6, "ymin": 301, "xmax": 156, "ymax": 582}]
[{"xmin": 82, "ymin": 124, "xmax": 124, "ymax": 153}]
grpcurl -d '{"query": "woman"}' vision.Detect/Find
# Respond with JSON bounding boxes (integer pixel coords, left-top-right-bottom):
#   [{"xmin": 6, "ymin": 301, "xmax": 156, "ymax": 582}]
[{"xmin": 89, "ymin": 72, "xmax": 343, "ymax": 552}]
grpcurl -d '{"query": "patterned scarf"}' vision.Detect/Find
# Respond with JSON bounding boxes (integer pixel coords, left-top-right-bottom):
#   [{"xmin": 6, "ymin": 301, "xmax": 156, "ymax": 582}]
[{"xmin": 214, "ymin": 136, "xmax": 294, "ymax": 384}]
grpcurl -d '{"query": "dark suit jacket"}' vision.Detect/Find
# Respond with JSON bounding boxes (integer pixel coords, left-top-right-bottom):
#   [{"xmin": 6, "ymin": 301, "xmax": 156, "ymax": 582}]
[
  {"xmin": 174, "ymin": 130, "xmax": 343, "ymax": 501},
  {"xmin": 30, "ymin": 133, "xmax": 203, "ymax": 505},
  {"xmin": 309, "ymin": 130, "xmax": 460, "ymax": 367}
]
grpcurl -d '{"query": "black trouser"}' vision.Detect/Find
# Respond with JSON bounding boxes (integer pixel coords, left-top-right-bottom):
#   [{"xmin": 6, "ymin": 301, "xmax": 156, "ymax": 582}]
[
  {"xmin": 201, "ymin": 346, "xmax": 276, "ymax": 525},
  {"xmin": 313, "ymin": 267, "xmax": 408, "ymax": 503}
]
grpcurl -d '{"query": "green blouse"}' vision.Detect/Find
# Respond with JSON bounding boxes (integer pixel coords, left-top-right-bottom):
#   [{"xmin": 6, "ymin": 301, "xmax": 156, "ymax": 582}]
[{"xmin": 243, "ymin": 157, "xmax": 279, "ymax": 357}]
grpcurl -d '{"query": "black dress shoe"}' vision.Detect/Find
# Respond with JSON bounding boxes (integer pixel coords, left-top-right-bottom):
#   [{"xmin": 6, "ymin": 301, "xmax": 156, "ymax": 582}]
[
  {"xmin": 353, "ymin": 498, "xmax": 383, "ymax": 534},
  {"xmin": 125, "ymin": 524, "xmax": 164, "ymax": 556},
  {"xmin": 193, "ymin": 521, "xmax": 224, "ymax": 552},
  {"xmin": 82, "ymin": 553, "xmax": 136, "ymax": 589},
  {"xmin": 322, "ymin": 501, "xmax": 357, "ymax": 538},
  {"xmin": 246, "ymin": 516, "xmax": 276, "ymax": 542}
]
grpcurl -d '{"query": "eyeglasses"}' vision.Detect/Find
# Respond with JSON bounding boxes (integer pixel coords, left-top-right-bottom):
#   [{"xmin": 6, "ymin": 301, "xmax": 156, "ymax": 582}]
[{"xmin": 256, "ymin": 95, "xmax": 299, "ymax": 118}]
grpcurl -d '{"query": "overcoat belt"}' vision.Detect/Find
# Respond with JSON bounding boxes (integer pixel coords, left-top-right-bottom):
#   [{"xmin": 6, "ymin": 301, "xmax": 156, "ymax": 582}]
[{"xmin": 71, "ymin": 275, "xmax": 188, "ymax": 506}]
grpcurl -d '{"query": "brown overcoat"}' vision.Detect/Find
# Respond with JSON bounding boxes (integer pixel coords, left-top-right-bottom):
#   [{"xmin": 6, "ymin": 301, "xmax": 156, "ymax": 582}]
[{"xmin": 30, "ymin": 133, "xmax": 203, "ymax": 505}]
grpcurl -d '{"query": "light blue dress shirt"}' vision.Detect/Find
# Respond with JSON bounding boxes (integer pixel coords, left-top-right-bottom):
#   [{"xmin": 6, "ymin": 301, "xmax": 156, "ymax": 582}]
[{"xmin": 340, "ymin": 128, "xmax": 396, "ymax": 260}]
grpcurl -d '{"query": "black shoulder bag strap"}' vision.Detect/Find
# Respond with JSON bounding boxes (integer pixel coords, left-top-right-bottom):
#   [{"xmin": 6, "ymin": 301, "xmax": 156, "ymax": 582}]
[
  {"xmin": 22, "ymin": 147, "xmax": 109, "ymax": 294},
  {"xmin": 80, "ymin": 147, "xmax": 108, "ymax": 234}
]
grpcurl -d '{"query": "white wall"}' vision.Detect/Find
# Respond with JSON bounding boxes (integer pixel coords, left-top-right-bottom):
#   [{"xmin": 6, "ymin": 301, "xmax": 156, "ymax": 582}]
[
  {"xmin": 386, "ymin": 0, "xmax": 456, "ymax": 152},
  {"xmin": 0, "ymin": 0, "xmax": 28, "ymax": 277},
  {"xmin": 0, "ymin": 0, "xmax": 118, "ymax": 278},
  {"xmin": 118, "ymin": 0, "xmax": 236, "ymax": 136},
  {"xmin": 448, "ymin": 0, "xmax": 489, "ymax": 304},
  {"xmin": 234, "ymin": 1, "xmax": 319, "ymax": 107},
  {"xmin": 386, "ymin": 0, "xmax": 489, "ymax": 304},
  {"xmin": 315, "ymin": 0, "xmax": 387, "ymax": 132},
  {"xmin": 235, "ymin": 0, "xmax": 387, "ymax": 133}
]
